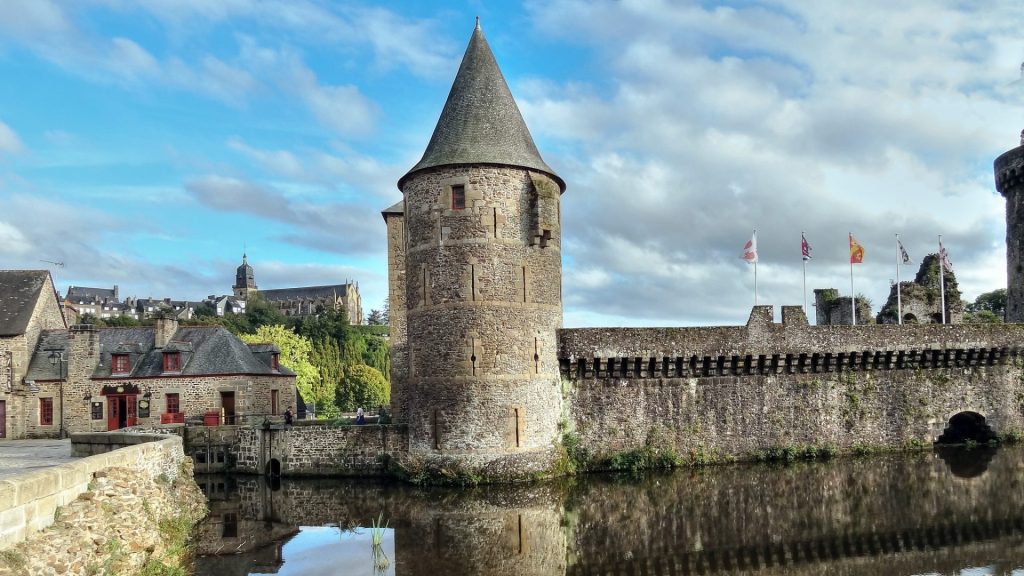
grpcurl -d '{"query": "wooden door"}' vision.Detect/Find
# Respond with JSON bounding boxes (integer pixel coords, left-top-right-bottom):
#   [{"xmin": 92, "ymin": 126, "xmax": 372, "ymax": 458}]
[
  {"xmin": 107, "ymin": 396, "xmax": 120, "ymax": 431},
  {"xmin": 221, "ymin": 392, "xmax": 235, "ymax": 425},
  {"xmin": 126, "ymin": 396, "xmax": 137, "ymax": 427},
  {"xmin": 0, "ymin": 400, "xmax": 6, "ymax": 438}
]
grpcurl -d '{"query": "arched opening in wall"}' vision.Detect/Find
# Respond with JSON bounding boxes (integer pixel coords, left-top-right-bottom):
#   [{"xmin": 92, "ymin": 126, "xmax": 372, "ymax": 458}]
[
  {"xmin": 903, "ymin": 313, "xmax": 918, "ymax": 324},
  {"xmin": 930, "ymin": 313, "xmax": 944, "ymax": 324},
  {"xmin": 935, "ymin": 411, "xmax": 997, "ymax": 445},
  {"xmin": 265, "ymin": 458, "xmax": 281, "ymax": 478}
]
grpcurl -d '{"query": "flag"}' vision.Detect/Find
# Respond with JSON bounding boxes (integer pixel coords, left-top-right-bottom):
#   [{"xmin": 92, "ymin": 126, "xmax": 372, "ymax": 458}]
[
  {"xmin": 898, "ymin": 239, "xmax": 911, "ymax": 265},
  {"xmin": 801, "ymin": 233, "xmax": 812, "ymax": 261},
  {"xmin": 849, "ymin": 233, "xmax": 865, "ymax": 264},
  {"xmin": 939, "ymin": 240, "xmax": 953, "ymax": 271},
  {"xmin": 741, "ymin": 231, "xmax": 758, "ymax": 263}
]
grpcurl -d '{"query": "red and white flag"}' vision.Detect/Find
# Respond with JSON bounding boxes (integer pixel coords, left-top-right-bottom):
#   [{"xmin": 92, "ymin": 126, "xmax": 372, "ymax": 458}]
[
  {"xmin": 801, "ymin": 233, "xmax": 812, "ymax": 261},
  {"xmin": 741, "ymin": 231, "xmax": 758, "ymax": 263},
  {"xmin": 939, "ymin": 239, "xmax": 953, "ymax": 271}
]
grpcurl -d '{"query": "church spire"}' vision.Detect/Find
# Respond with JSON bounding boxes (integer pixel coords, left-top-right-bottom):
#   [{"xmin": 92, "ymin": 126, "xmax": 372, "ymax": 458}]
[{"xmin": 399, "ymin": 20, "xmax": 564, "ymax": 191}]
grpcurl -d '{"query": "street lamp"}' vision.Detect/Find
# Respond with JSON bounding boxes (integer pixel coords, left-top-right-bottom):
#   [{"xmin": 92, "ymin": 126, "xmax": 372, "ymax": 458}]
[{"xmin": 46, "ymin": 349, "xmax": 67, "ymax": 439}]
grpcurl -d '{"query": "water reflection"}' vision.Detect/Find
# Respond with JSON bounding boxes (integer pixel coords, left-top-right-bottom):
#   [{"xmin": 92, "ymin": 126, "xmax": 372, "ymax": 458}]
[{"xmin": 193, "ymin": 446, "xmax": 1024, "ymax": 575}]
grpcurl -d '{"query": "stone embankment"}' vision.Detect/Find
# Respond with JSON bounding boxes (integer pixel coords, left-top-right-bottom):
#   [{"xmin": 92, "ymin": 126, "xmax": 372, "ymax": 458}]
[{"xmin": 0, "ymin": 463, "xmax": 205, "ymax": 576}]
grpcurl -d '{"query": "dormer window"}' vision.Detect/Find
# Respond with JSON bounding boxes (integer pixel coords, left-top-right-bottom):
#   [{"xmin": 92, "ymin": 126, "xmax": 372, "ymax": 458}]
[
  {"xmin": 111, "ymin": 354, "xmax": 130, "ymax": 375},
  {"xmin": 271, "ymin": 353, "xmax": 280, "ymax": 371},
  {"xmin": 163, "ymin": 351, "xmax": 182, "ymax": 373}
]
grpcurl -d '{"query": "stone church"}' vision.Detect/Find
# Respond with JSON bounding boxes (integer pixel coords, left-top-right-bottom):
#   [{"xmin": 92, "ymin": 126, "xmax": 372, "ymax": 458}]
[{"xmin": 230, "ymin": 253, "xmax": 363, "ymax": 325}]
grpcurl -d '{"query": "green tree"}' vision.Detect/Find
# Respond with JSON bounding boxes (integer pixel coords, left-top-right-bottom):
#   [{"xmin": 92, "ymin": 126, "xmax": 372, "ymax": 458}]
[
  {"xmin": 967, "ymin": 289, "xmax": 1006, "ymax": 316},
  {"xmin": 239, "ymin": 326, "xmax": 327, "ymax": 416},
  {"xmin": 338, "ymin": 364, "xmax": 390, "ymax": 412},
  {"xmin": 362, "ymin": 335, "xmax": 390, "ymax": 381},
  {"xmin": 244, "ymin": 294, "xmax": 287, "ymax": 331},
  {"xmin": 310, "ymin": 337, "xmax": 345, "ymax": 418},
  {"xmin": 103, "ymin": 314, "xmax": 140, "ymax": 327}
]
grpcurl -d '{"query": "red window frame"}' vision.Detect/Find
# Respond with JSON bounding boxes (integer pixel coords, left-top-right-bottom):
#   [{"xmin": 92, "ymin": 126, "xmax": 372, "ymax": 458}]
[
  {"xmin": 166, "ymin": 393, "xmax": 180, "ymax": 414},
  {"xmin": 451, "ymin": 184, "xmax": 466, "ymax": 210},
  {"xmin": 111, "ymin": 354, "xmax": 130, "ymax": 374},
  {"xmin": 40, "ymin": 398, "xmax": 53, "ymax": 425},
  {"xmin": 163, "ymin": 352, "xmax": 181, "ymax": 373}
]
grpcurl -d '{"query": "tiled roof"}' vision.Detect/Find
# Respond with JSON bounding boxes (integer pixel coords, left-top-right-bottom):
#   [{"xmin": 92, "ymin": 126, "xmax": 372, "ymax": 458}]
[
  {"xmin": 25, "ymin": 325, "xmax": 295, "ymax": 381},
  {"xmin": 381, "ymin": 199, "xmax": 404, "ymax": 220},
  {"xmin": 0, "ymin": 270, "xmax": 52, "ymax": 337},
  {"xmin": 398, "ymin": 22, "xmax": 564, "ymax": 191},
  {"xmin": 65, "ymin": 286, "xmax": 117, "ymax": 304}
]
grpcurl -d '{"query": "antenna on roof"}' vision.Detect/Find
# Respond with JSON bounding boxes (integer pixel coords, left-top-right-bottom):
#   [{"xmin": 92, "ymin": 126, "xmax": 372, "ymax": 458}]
[{"xmin": 40, "ymin": 260, "xmax": 64, "ymax": 268}]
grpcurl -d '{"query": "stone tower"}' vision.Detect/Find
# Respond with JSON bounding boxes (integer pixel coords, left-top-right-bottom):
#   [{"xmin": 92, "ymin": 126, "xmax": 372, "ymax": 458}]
[
  {"xmin": 995, "ymin": 138, "xmax": 1024, "ymax": 321},
  {"xmin": 392, "ymin": 21, "xmax": 566, "ymax": 479},
  {"xmin": 233, "ymin": 253, "xmax": 257, "ymax": 299}
]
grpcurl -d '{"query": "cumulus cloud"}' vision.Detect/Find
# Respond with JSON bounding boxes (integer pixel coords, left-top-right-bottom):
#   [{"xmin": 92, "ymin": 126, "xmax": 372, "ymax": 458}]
[{"xmin": 521, "ymin": 0, "xmax": 1020, "ymax": 326}]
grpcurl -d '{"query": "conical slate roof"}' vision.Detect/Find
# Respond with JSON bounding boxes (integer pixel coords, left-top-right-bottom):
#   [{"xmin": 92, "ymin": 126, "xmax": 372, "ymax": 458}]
[{"xmin": 399, "ymin": 21, "xmax": 564, "ymax": 191}]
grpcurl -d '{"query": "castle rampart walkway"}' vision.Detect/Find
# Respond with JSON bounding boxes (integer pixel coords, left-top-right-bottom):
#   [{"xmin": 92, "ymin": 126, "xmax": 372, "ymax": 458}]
[{"xmin": 0, "ymin": 439, "xmax": 75, "ymax": 479}]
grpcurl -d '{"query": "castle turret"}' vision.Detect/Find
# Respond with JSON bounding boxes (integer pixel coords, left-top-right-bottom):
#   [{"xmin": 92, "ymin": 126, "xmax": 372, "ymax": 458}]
[
  {"xmin": 995, "ymin": 137, "xmax": 1024, "ymax": 321},
  {"xmin": 233, "ymin": 253, "xmax": 257, "ymax": 299},
  {"xmin": 394, "ymin": 20, "xmax": 565, "ymax": 479}
]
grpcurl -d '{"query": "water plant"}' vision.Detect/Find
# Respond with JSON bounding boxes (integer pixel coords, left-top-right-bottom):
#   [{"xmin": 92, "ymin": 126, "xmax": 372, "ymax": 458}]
[{"xmin": 370, "ymin": 512, "xmax": 390, "ymax": 572}]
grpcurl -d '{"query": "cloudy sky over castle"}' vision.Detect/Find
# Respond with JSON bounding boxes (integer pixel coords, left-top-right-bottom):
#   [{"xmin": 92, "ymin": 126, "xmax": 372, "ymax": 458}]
[{"xmin": 1, "ymin": 0, "xmax": 1022, "ymax": 327}]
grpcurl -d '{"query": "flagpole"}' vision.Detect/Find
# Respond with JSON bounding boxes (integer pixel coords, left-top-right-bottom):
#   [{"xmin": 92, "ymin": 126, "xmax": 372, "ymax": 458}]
[
  {"xmin": 754, "ymin": 259, "xmax": 758, "ymax": 306},
  {"xmin": 850, "ymin": 232, "xmax": 856, "ymax": 326},
  {"xmin": 801, "ymin": 232, "xmax": 807, "ymax": 313},
  {"xmin": 896, "ymin": 234, "xmax": 902, "ymax": 325},
  {"xmin": 939, "ymin": 235, "xmax": 946, "ymax": 324}
]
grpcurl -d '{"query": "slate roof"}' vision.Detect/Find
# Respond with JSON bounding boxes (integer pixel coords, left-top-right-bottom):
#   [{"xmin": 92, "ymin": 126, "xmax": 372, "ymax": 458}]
[
  {"xmin": 0, "ymin": 270, "xmax": 53, "ymax": 337},
  {"xmin": 65, "ymin": 286, "xmax": 117, "ymax": 304},
  {"xmin": 381, "ymin": 199, "xmax": 404, "ymax": 221},
  {"xmin": 398, "ymin": 22, "xmax": 564, "ymax": 191},
  {"xmin": 260, "ymin": 284, "xmax": 352, "ymax": 302},
  {"xmin": 25, "ymin": 325, "xmax": 295, "ymax": 381}
]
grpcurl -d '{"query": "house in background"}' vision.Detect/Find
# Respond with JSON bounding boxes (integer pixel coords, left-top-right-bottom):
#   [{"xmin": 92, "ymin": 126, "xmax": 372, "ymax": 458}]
[
  {"xmin": 15, "ymin": 314, "xmax": 295, "ymax": 438},
  {"xmin": 0, "ymin": 270, "xmax": 68, "ymax": 438}
]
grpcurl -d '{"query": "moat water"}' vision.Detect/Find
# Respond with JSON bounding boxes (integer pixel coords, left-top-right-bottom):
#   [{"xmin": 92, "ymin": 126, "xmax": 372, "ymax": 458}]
[{"xmin": 190, "ymin": 445, "xmax": 1024, "ymax": 575}]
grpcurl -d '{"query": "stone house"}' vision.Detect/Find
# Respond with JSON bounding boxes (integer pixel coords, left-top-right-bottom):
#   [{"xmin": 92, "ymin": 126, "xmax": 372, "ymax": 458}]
[
  {"xmin": 17, "ymin": 317, "xmax": 295, "ymax": 438},
  {"xmin": 0, "ymin": 270, "xmax": 68, "ymax": 438}
]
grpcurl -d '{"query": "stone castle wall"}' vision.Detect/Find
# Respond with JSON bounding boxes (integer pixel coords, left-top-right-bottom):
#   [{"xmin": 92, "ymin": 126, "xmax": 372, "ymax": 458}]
[
  {"xmin": 995, "ymin": 144, "xmax": 1024, "ymax": 322},
  {"xmin": 400, "ymin": 164, "xmax": 563, "ymax": 477},
  {"xmin": 232, "ymin": 424, "xmax": 408, "ymax": 476},
  {"xmin": 560, "ymin": 306, "xmax": 1024, "ymax": 463},
  {"xmin": 385, "ymin": 210, "xmax": 409, "ymax": 423}
]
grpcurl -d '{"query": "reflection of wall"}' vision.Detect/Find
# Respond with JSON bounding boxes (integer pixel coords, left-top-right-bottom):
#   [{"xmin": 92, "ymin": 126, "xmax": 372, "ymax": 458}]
[{"xmin": 192, "ymin": 476, "xmax": 567, "ymax": 576}]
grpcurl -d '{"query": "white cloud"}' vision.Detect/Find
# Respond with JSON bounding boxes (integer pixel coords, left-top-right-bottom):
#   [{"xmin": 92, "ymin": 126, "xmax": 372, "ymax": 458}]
[
  {"xmin": 0, "ymin": 221, "xmax": 31, "ymax": 254},
  {"xmin": 0, "ymin": 121, "xmax": 23, "ymax": 154}
]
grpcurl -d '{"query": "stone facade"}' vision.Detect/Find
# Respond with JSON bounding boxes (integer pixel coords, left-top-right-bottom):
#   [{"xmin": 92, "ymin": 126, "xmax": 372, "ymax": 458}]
[
  {"xmin": 400, "ymin": 165, "xmax": 564, "ymax": 479},
  {"xmin": 559, "ymin": 306, "xmax": 1024, "ymax": 463},
  {"xmin": 877, "ymin": 254, "xmax": 964, "ymax": 324},
  {"xmin": 994, "ymin": 143, "xmax": 1024, "ymax": 321},
  {"xmin": 234, "ymin": 424, "xmax": 408, "ymax": 476},
  {"xmin": 0, "ymin": 271, "xmax": 67, "ymax": 439},
  {"xmin": 813, "ymin": 288, "xmax": 874, "ymax": 325},
  {"xmin": 383, "ymin": 202, "xmax": 408, "ymax": 422}
]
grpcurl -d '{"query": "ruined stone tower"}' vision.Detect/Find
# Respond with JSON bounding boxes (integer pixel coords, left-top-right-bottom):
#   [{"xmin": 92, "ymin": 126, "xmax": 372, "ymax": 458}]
[
  {"xmin": 995, "ymin": 139, "xmax": 1024, "ymax": 321},
  {"xmin": 390, "ymin": 21, "xmax": 565, "ymax": 478}
]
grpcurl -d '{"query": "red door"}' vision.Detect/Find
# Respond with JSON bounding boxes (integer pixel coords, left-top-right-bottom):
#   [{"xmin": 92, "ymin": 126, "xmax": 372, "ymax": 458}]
[
  {"xmin": 0, "ymin": 400, "xmax": 6, "ymax": 438},
  {"xmin": 108, "ymin": 396, "xmax": 120, "ymax": 431}
]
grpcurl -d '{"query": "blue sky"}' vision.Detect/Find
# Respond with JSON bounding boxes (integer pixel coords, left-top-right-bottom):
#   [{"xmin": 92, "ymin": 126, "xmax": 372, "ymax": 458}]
[{"xmin": 1, "ymin": 1, "xmax": 1022, "ymax": 327}]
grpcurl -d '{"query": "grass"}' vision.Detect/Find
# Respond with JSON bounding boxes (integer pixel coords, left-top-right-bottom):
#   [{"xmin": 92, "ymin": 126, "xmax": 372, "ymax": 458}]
[
  {"xmin": 369, "ymin": 513, "xmax": 390, "ymax": 572},
  {"xmin": 0, "ymin": 549, "xmax": 27, "ymax": 572}
]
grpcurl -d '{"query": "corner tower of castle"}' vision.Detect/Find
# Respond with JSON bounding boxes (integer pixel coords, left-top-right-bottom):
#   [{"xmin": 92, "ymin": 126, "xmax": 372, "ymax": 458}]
[
  {"xmin": 391, "ymin": 20, "xmax": 566, "ymax": 479},
  {"xmin": 995, "ymin": 138, "xmax": 1024, "ymax": 321}
]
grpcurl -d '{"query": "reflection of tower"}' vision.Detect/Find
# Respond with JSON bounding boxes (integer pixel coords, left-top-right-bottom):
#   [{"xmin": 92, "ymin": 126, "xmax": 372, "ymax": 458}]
[
  {"xmin": 233, "ymin": 253, "xmax": 258, "ymax": 299},
  {"xmin": 995, "ymin": 139, "xmax": 1024, "ymax": 321},
  {"xmin": 394, "ymin": 20, "xmax": 565, "ymax": 478}
]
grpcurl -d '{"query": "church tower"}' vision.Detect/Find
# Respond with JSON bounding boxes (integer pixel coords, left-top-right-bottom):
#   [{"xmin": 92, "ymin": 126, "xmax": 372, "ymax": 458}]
[
  {"xmin": 233, "ymin": 253, "xmax": 258, "ymax": 299},
  {"xmin": 393, "ymin": 20, "xmax": 566, "ymax": 479},
  {"xmin": 995, "ymin": 135, "xmax": 1024, "ymax": 321}
]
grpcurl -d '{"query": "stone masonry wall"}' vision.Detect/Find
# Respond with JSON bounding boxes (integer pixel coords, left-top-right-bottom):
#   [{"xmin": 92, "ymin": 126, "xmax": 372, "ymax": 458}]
[
  {"xmin": 995, "ymin": 144, "xmax": 1024, "ymax": 322},
  {"xmin": 385, "ymin": 211, "xmax": 408, "ymax": 423},
  {"xmin": 233, "ymin": 424, "xmax": 409, "ymax": 476},
  {"xmin": 400, "ymin": 164, "xmax": 563, "ymax": 478},
  {"xmin": 561, "ymin": 306, "xmax": 1024, "ymax": 462},
  {"xmin": 0, "ymin": 434, "xmax": 188, "ymax": 551}
]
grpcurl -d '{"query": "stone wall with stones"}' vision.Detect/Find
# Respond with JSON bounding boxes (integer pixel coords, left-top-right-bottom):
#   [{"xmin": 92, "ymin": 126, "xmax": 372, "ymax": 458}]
[
  {"xmin": 995, "ymin": 143, "xmax": 1024, "ymax": 322},
  {"xmin": 385, "ymin": 210, "xmax": 409, "ymax": 423},
  {"xmin": 400, "ymin": 164, "xmax": 563, "ymax": 479},
  {"xmin": 232, "ymin": 424, "xmax": 409, "ymax": 476},
  {"xmin": 0, "ymin": 464, "xmax": 204, "ymax": 575},
  {"xmin": 561, "ymin": 306, "xmax": 1024, "ymax": 462},
  {"xmin": 0, "ymin": 434, "xmax": 191, "ymax": 552}
]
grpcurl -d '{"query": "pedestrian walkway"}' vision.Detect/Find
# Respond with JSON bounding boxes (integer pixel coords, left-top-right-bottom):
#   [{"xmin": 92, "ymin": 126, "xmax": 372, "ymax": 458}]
[{"xmin": 0, "ymin": 439, "xmax": 76, "ymax": 479}]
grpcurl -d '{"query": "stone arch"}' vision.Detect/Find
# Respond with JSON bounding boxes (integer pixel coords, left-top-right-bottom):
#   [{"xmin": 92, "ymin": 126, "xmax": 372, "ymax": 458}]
[
  {"xmin": 265, "ymin": 458, "xmax": 281, "ymax": 478},
  {"xmin": 935, "ymin": 411, "xmax": 997, "ymax": 444},
  {"xmin": 902, "ymin": 313, "xmax": 918, "ymax": 324}
]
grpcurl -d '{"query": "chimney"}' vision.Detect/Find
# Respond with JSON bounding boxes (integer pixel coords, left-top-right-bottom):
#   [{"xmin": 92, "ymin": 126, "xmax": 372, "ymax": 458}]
[
  {"xmin": 154, "ymin": 316, "xmax": 179, "ymax": 348},
  {"xmin": 68, "ymin": 324, "xmax": 100, "ymax": 383},
  {"xmin": 113, "ymin": 284, "xmax": 119, "ymax": 301}
]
